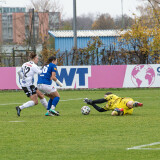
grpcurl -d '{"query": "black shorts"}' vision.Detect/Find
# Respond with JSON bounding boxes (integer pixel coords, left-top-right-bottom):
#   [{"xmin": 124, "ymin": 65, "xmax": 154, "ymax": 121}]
[{"xmin": 22, "ymin": 85, "xmax": 37, "ymax": 97}]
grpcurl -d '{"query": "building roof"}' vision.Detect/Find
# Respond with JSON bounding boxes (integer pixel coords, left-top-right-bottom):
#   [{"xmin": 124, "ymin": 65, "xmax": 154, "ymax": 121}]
[{"xmin": 48, "ymin": 29, "xmax": 128, "ymax": 38}]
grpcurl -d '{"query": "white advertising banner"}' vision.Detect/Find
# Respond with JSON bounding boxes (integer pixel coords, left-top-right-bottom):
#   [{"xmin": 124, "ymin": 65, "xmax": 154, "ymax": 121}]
[{"xmin": 123, "ymin": 64, "xmax": 160, "ymax": 88}]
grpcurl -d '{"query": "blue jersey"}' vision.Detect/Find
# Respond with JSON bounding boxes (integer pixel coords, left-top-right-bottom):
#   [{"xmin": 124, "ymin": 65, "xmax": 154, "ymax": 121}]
[{"xmin": 37, "ymin": 63, "xmax": 57, "ymax": 85}]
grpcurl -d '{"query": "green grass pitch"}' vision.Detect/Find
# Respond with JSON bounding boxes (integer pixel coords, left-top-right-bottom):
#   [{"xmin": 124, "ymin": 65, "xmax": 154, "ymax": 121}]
[{"xmin": 0, "ymin": 88, "xmax": 160, "ymax": 160}]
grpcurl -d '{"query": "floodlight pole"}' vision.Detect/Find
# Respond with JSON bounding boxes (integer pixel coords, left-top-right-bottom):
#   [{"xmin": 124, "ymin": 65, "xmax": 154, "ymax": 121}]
[
  {"xmin": 121, "ymin": 0, "xmax": 124, "ymax": 29},
  {"xmin": 32, "ymin": 8, "xmax": 36, "ymax": 53},
  {"xmin": 73, "ymin": 0, "xmax": 77, "ymax": 49}
]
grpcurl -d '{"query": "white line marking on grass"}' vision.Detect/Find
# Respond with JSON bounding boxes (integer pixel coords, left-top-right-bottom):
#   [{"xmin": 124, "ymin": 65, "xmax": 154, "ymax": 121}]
[
  {"xmin": 127, "ymin": 142, "xmax": 160, "ymax": 150},
  {"xmin": 60, "ymin": 98, "xmax": 83, "ymax": 102},
  {"xmin": 0, "ymin": 98, "xmax": 84, "ymax": 106},
  {"xmin": 9, "ymin": 121, "xmax": 25, "ymax": 123},
  {"xmin": 134, "ymin": 97, "xmax": 157, "ymax": 98},
  {"xmin": 0, "ymin": 103, "xmax": 22, "ymax": 106}
]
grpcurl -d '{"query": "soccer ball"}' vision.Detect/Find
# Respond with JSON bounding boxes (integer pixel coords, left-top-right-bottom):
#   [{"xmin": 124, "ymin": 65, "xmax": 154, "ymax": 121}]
[{"xmin": 81, "ymin": 106, "xmax": 90, "ymax": 115}]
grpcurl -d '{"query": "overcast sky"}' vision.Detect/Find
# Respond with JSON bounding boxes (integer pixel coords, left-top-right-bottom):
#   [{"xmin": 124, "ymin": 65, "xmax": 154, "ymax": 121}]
[{"xmin": 3, "ymin": 0, "xmax": 146, "ymax": 18}]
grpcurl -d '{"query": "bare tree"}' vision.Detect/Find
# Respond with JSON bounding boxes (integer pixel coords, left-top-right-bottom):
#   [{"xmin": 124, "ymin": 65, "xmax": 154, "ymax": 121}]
[
  {"xmin": 92, "ymin": 13, "xmax": 115, "ymax": 30},
  {"xmin": 114, "ymin": 14, "xmax": 134, "ymax": 29},
  {"xmin": 148, "ymin": 0, "xmax": 160, "ymax": 24},
  {"xmin": 137, "ymin": 0, "xmax": 160, "ymax": 25},
  {"xmin": 76, "ymin": 14, "xmax": 94, "ymax": 30},
  {"xmin": 60, "ymin": 19, "xmax": 72, "ymax": 30},
  {"xmin": 29, "ymin": 0, "xmax": 63, "ymax": 13},
  {"xmin": 60, "ymin": 13, "xmax": 94, "ymax": 30}
]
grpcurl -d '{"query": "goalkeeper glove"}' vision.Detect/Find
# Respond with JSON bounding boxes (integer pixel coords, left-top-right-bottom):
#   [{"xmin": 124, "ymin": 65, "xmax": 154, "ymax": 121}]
[
  {"xmin": 114, "ymin": 108, "xmax": 124, "ymax": 116},
  {"xmin": 84, "ymin": 98, "xmax": 93, "ymax": 105}
]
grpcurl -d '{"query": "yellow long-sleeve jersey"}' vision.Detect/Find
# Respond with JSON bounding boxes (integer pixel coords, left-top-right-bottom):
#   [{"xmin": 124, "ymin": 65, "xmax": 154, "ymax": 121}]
[{"xmin": 103, "ymin": 94, "xmax": 133, "ymax": 115}]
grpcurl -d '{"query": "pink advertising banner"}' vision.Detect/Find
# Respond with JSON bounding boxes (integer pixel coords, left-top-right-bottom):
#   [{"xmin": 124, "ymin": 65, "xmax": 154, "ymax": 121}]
[
  {"xmin": 88, "ymin": 65, "xmax": 126, "ymax": 88},
  {"xmin": 0, "ymin": 65, "xmax": 160, "ymax": 90},
  {"xmin": 0, "ymin": 67, "xmax": 19, "ymax": 90}
]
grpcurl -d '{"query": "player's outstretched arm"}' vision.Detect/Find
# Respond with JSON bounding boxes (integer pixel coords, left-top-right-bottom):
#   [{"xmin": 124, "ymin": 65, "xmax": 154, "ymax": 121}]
[
  {"xmin": 84, "ymin": 98, "xmax": 107, "ymax": 105},
  {"xmin": 92, "ymin": 104, "xmax": 107, "ymax": 112},
  {"xmin": 84, "ymin": 98, "xmax": 107, "ymax": 112},
  {"xmin": 92, "ymin": 98, "xmax": 107, "ymax": 104}
]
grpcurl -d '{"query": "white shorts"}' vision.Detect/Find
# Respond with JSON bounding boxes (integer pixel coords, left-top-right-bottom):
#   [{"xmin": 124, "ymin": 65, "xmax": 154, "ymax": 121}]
[{"xmin": 37, "ymin": 84, "xmax": 57, "ymax": 94}]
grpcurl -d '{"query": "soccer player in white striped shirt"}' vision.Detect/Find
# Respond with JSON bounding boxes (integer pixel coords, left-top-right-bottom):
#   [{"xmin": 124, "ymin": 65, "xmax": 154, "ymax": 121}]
[{"xmin": 16, "ymin": 52, "xmax": 48, "ymax": 116}]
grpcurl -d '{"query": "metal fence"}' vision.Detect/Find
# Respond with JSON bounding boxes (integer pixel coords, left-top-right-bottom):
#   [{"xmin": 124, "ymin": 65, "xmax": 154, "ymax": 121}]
[
  {"xmin": 0, "ymin": 49, "xmax": 35, "ymax": 67},
  {"xmin": 57, "ymin": 49, "xmax": 160, "ymax": 66},
  {"xmin": 1, "ymin": 48, "xmax": 160, "ymax": 67}
]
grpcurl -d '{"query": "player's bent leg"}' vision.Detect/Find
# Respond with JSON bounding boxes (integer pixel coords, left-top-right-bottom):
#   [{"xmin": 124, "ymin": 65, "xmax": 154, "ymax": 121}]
[
  {"xmin": 49, "ymin": 109, "xmax": 60, "ymax": 116},
  {"xmin": 47, "ymin": 98, "xmax": 53, "ymax": 110},
  {"xmin": 45, "ymin": 98, "xmax": 54, "ymax": 116},
  {"xmin": 30, "ymin": 94, "xmax": 38, "ymax": 105},
  {"xmin": 40, "ymin": 98, "xmax": 48, "ymax": 109},
  {"xmin": 133, "ymin": 101, "xmax": 143, "ymax": 107},
  {"xmin": 17, "ymin": 100, "xmax": 35, "ymax": 116},
  {"xmin": 19, "ymin": 101, "xmax": 35, "ymax": 110},
  {"xmin": 37, "ymin": 89, "xmax": 48, "ymax": 109},
  {"xmin": 127, "ymin": 101, "xmax": 143, "ymax": 108},
  {"xmin": 39, "ymin": 85, "xmax": 60, "ymax": 116},
  {"xmin": 16, "ymin": 106, "xmax": 21, "ymax": 116},
  {"xmin": 49, "ymin": 97, "xmax": 60, "ymax": 116},
  {"xmin": 36, "ymin": 89, "xmax": 44, "ymax": 99},
  {"xmin": 45, "ymin": 112, "xmax": 55, "ymax": 116},
  {"xmin": 48, "ymin": 91, "xmax": 60, "ymax": 116}
]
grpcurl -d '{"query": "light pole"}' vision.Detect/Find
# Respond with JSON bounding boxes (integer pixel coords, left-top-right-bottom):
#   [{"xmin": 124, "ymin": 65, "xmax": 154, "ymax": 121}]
[
  {"xmin": 73, "ymin": 0, "xmax": 77, "ymax": 49},
  {"xmin": 121, "ymin": 0, "xmax": 124, "ymax": 28}
]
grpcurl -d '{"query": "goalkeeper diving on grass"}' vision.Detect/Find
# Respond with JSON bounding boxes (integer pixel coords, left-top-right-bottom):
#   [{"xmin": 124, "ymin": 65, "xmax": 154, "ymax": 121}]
[{"xmin": 84, "ymin": 92, "xmax": 143, "ymax": 116}]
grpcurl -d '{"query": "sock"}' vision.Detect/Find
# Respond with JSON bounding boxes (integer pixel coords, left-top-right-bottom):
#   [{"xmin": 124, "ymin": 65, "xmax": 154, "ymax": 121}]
[
  {"xmin": 19, "ymin": 101, "xmax": 35, "ymax": 110},
  {"xmin": 52, "ymin": 97, "xmax": 60, "ymax": 107},
  {"xmin": 47, "ymin": 98, "xmax": 53, "ymax": 110},
  {"xmin": 40, "ymin": 98, "xmax": 48, "ymax": 109},
  {"xmin": 51, "ymin": 105, "xmax": 56, "ymax": 110}
]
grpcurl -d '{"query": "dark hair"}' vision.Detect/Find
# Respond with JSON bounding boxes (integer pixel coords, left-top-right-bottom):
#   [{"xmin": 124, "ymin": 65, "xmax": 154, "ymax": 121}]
[
  {"xmin": 47, "ymin": 56, "xmax": 57, "ymax": 64},
  {"xmin": 105, "ymin": 92, "xmax": 112, "ymax": 95},
  {"xmin": 29, "ymin": 52, "xmax": 37, "ymax": 59}
]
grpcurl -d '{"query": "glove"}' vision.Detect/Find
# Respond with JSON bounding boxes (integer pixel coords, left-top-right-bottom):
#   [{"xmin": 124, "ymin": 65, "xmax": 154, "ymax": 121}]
[
  {"xmin": 114, "ymin": 108, "xmax": 124, "ymax": 116},
  {"xmin": 84, "ymin": 98, "xmax": 93, "ymax": 105}
]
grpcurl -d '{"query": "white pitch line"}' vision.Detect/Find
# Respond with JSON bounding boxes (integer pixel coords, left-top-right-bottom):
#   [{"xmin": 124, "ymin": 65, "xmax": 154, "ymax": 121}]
[
  {"xmin": 0, "ymin": 96, "xmax": 156, "ymax": 106},
  {"xmin": 60, "ymin": 98, "xmax": 83, "ymax": 102},
  {"xmin": 0, "ymin": 103, "xmax": 22, "ymax": 106},
  {"xmin": 0, "ymin": 98, "xmax": 84, "ymax": 106},
  {"xmin": 127, "ymin": 142, "xmax": 160, "ymax": 150},
  {"xmin": 9, "ymin": 121, "xmax": 25, "ymax": 123}
]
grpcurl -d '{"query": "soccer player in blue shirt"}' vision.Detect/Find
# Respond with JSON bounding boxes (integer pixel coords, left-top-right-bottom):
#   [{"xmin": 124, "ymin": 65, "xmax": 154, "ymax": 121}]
[{"xmin": 37, "ymin": 56, "xmax": 63, "ymax": 116}]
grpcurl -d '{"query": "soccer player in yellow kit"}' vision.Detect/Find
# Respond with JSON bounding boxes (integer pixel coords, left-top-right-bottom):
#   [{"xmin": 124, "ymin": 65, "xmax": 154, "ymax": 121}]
[{"xmin": 84, "ymin": 92, "xmax": 143, "ymax": 116}]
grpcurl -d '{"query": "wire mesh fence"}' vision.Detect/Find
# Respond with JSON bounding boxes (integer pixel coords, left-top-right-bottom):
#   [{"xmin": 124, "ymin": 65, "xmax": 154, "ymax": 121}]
[{"xmin": 1, "ymin": 48, "xmax": 160, "ymax": 67}]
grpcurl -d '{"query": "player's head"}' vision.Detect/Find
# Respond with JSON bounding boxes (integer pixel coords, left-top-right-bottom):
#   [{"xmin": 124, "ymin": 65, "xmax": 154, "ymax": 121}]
[
  {"xmin": 105, "ymin": 92, "xmax": 112, "ymax": 96},
  {"xmin": 104, "ymin": 92, "xmax": 112, "ymax": 98},
  {"xmin": 47, "ymin": 56, "xmax": 57, "ymax": 65},
  {"xmin": 29, "ymin": 52, "xmax": 38, "ymax": 64}
]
